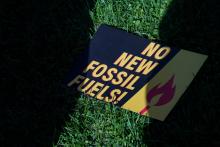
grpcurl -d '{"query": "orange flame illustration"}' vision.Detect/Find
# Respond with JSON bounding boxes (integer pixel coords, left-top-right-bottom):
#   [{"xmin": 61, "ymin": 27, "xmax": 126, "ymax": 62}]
[{"xmin": 139, "ymin": 75, "xmax": 176, "ymax": 115}]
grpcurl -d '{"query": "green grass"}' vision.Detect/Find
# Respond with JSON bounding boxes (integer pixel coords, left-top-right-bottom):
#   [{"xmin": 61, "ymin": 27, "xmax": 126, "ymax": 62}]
[
  {"xmin": 91, "ymin": 0, "xmax": 171, "ymax": 39},
  {"xmin": 56, "ymin": 96, "xmax": 149, "ymax": 146},
  {"xmin": 56, "ymin": 0, "xmax": 171, "ymax": 146}
]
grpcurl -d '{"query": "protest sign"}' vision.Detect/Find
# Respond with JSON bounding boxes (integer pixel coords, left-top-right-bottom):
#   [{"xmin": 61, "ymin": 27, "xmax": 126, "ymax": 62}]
[{"xmin": 66, "ymin": 24, "xmax": 207, "ymax": 121}]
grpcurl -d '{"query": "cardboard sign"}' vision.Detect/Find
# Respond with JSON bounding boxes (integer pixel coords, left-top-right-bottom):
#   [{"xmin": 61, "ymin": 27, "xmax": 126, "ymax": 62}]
[{"xmin": 66, "ymin": 24, "xmax": 207, "ymax": 121}]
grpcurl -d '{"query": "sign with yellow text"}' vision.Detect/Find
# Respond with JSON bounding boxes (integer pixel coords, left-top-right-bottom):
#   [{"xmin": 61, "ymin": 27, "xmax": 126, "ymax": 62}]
[{"xmin": 66, "ymin": 24, "xmax": 207, "ymax": 121}]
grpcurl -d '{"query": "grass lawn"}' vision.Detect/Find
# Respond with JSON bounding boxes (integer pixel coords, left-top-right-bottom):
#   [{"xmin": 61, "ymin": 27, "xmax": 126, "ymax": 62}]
[{"xmin": 55, "ymin": 0, "xmax": 171, "ymax": 146}]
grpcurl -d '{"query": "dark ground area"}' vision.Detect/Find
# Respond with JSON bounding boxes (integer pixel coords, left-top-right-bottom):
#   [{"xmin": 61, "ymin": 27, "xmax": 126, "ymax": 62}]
[
  {"xmin": 144, "ymin": 0, "xmax": 220, "ymax": 146},
  {"xmin": 0, "ymin": 0, "xmax": 94, "ymax": 146}
]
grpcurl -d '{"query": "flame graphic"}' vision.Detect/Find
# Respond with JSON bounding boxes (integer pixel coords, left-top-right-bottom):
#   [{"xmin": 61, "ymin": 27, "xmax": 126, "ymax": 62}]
[{"xmin": 139, "ymin": 75, "xmax": 176, "ymax": 115}]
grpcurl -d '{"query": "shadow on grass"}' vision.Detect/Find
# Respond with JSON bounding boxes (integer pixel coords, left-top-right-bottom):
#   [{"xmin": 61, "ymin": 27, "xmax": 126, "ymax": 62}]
[
  {"xmin": 143, "ymin": 0, "xmax": 220, "ymax": 146},
  {"xmin": 0, "ymin": 0, "xmax": 95, "ymax": 146}
]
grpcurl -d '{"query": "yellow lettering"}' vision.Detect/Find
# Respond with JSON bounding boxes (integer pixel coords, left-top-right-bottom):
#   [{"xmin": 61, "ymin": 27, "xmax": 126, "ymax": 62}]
[
  {"xmin": 102, "ymin": 68, "xmax": 118, "ymax": 81},
  {"xmin": 92, "ymin": 64, "xmax": 108, "ymax": 78},
  {"xmin": 126, "ymin": 76, "xmax": 140, "ymax": 90},
  {"xmin": 67, "ymin": 75, "xmax": 85, "ymax": 87},
  {"xmin": 88, "ymin": 82, "xmax": 104, "ymax": 97},
  {"xmin": 83, "ymin": 60, "xmax": 100, "ymax": 73},
  {"xmin": 108, "ymin": 89, "xmax": 121, "ymax": 102},
  {"xmin": 136, "ymin": 59, "xmax": 159, "ymax": 75},
  {"xmin": 84, "ymin": 80, "xmax": 96, "ymax": 94},
  {"xmin": 154, "ymin": 47, "xmax": 170, "ymax": 60},
  {"xmin": 112, "ymin": 71, "xmax": 128, "ymax": 85},
  {"xmin": 96, "ymin": 85, "xmax": 110, "ymax": 100},
  {"xmin": 141, "ymin": 42, "xmax": 160, "ymax": 57},
  {"xmin": 77, "ymin": 78, "xmax": 90, "ymax": 92},
  {"xmin": 125, "ymin": 56, "xmax": 142, "ymax": 71},
  {"xmin": 113, "ymin": 91, "xmax": 128, "ymax": 104},
  {"xmin": 120, "ymin": 74, "xmax": 134, "ymax": 87},
  {"xmin": 114, "ymin": 52, "xmax": 133, "ymax": 67}
]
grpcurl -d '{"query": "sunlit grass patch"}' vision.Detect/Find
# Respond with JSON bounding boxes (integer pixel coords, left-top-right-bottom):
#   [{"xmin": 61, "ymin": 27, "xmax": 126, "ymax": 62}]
[
  {"xmin": 56, "ymin": 0, "xmax": 171, "ymax": 146},
  {"xmin": 56, "ymin": 96, "xmax": 149, "ymax": 146}
]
